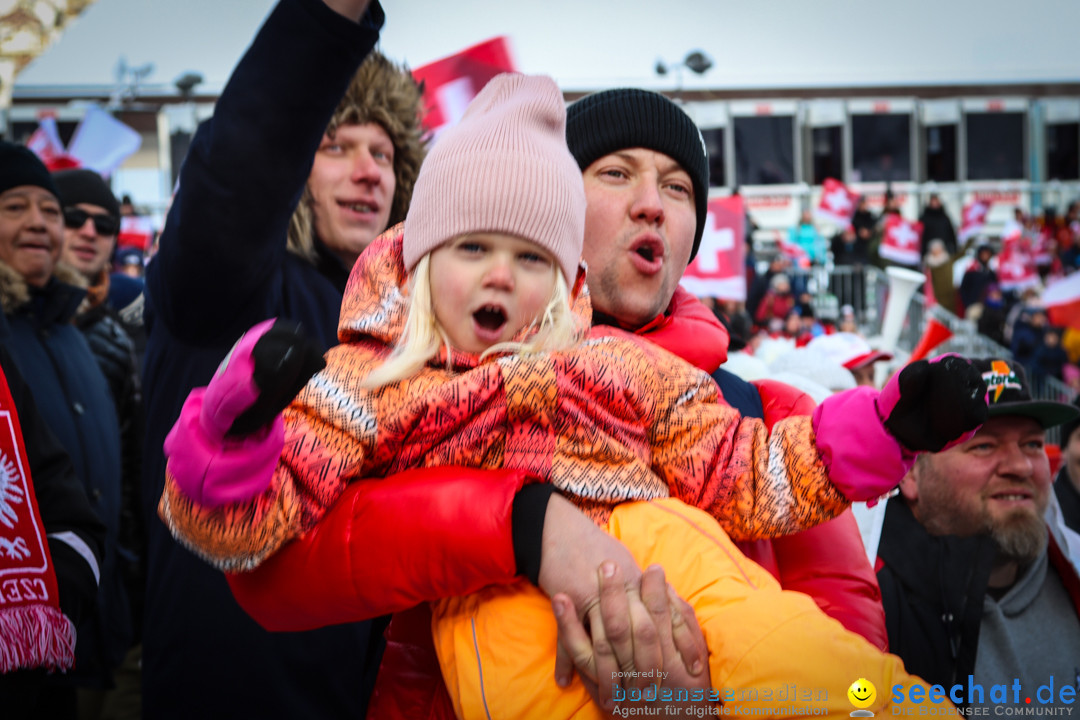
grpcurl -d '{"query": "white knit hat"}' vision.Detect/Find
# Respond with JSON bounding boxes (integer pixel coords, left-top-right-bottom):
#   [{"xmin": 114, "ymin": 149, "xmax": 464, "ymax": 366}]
[{"xmin": 403, "ymin": 73, "xmax": 585, "ymax": 283}]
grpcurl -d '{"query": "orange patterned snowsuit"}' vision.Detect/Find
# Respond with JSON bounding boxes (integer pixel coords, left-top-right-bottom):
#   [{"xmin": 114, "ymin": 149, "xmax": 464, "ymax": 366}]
[
  {"xmin": 161, "ymin": 230, "xmax": 936, "ymax": 719},
  {"xmin": 161, "ymin": 230, "xmax": 848, "ymax": 571}
]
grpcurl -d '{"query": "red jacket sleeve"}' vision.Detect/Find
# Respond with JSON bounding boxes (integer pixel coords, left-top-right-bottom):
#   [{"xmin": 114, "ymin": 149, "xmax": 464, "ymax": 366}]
[
  {"xmin": 226, "ymin": 465, "xmax": 530, "ymax": 632},
  {"xmin": 747, "ymin": 378, "xmax": 889, "ymax": 651}
]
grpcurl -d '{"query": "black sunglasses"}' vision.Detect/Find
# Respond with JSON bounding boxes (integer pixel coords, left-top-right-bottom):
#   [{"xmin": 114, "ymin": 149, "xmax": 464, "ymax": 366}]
[{"xmin": 64, "ymin": 208, "xmax": 119, "ymax": 236}]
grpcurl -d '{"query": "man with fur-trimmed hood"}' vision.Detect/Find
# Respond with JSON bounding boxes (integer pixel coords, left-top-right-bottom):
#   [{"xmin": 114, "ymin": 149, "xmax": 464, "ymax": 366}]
[
  {"xmin": 286, "ymin": 50, "xmax": 426, "ymax": 284},
  {"xmin": 140, "ymin": 2, "xmax": 428, "ymax": 717}
]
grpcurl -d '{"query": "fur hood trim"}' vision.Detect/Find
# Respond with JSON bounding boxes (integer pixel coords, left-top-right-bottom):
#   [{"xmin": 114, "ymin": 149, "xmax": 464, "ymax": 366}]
[
  {"xmin": 0, "ymin": 259, "xmax": 86, "ymax": 315},
  {"xmin": 287, "ymin": 51, "xmax": 428, "ymax": 265}
]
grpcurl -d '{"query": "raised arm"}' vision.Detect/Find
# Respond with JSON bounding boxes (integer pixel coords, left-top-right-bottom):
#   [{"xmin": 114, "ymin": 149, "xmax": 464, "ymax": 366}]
[{"xmin": 146, "ymin": 0, "xmax": 382, "ymax": 345}]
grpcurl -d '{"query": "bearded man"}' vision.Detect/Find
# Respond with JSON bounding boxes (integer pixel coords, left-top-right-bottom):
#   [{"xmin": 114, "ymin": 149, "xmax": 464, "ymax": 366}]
[{"xmin": 876, "ymin": 358, "xmax": 1080, "ymax": 708}]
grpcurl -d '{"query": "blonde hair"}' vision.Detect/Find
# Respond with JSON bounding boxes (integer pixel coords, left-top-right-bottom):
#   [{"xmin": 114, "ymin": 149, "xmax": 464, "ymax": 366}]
[{"xmin": 364, "ymin": 253, "xmax": 582, "ymax": 388}]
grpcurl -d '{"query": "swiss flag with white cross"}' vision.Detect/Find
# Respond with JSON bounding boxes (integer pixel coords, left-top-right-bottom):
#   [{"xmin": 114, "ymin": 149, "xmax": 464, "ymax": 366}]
[
  {"xmin": 411, "ymin": 37, "xmax": 517, "ymax": 140},
  {"xmin": 997, "ymin": 231, "xmax": 1039, "ymax": 291},
  {"xmin": 680, "ymin": 195, "xmax": 746, "ymax": 301},
  {"xmin": 958, "ymin": 200, "xmax": 991, "ymax": 242},
  {"xmin": 814, "ymin": 177, "xmax": 859, "ymax": 228},
  {"xmin": 878, "ymin": 215, "xmax": 923, "ymax": 267}
]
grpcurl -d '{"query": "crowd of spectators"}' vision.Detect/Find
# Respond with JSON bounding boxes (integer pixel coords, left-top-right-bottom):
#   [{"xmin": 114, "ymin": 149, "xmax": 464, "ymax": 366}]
[
  {"xmin": 4, "ymin": 1, "xmax": 1080, "ymax": 715},
  {"xmin": 713, "ymin": 194, "xmax": 1080, "ymax": 397}
]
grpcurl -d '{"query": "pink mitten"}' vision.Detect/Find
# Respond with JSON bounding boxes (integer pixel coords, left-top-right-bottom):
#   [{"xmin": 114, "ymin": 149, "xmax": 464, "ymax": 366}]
[{"xmin": 164, "ymin": 319, "xmax": 325, "ymax": 507}]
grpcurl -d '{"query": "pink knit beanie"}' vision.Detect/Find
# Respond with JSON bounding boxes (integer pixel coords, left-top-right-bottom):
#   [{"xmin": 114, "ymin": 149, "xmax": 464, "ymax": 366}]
[{"xmin": 403, "ymin": 73, "xmax": 585, "ymax": 284}]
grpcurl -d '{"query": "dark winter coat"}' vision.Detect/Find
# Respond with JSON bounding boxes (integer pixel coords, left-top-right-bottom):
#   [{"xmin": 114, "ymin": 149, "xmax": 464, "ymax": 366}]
[
  {"xmin": 877, "ymin": 498, "xmax": 1080, "ymax": 701},
  {"xmin": 831, "ymin": 232, "xmax": 871, "ymax": 265},
  {"xmin": 140, "ymin": 1, "xmax": 386, "ymax": 718},
  {"xmin": 851, "ymin": 209, "xmax": 878, "ymax": 242},
  {"xmin": 876, "ymin": 499, "xmax": 997, "ymax": 696},
  {"xmin": 959, "ymin": 261, "xmax": 996, "ymax": 311},
  {"xmin": 919, "ymin": 205, "xmax": 959, "ymax": 256},
  {"xmin": 74, "ymin": 298, "xmax": 145, "ymax": 633},
  {"xmin": 0, "ymin": 261, "xmax": 128, "ymax": 689}
]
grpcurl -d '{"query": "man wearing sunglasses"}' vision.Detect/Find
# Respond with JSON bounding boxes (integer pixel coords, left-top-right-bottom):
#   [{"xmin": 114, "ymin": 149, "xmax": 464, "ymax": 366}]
[
  {"xmin": 0, "ymin": 144, "xmax": 127, "ymax": 715},
  {"xmin": 54, "ymin": 170, "xmax": 121, "ymax": 270},
  {"xmin": 52, "ymin": 168, "xmax": 144, "ymax": 717}
]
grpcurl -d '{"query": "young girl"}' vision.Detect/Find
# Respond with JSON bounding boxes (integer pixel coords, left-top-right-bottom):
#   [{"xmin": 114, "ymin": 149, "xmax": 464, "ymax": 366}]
[{"xmin": 160, "ymin": 74, "xmax": 982, "ymax": 718}]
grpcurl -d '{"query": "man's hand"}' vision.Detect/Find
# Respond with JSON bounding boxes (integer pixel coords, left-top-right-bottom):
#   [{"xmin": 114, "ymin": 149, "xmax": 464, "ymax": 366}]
[
  {"xmin": 538, "ymin": 496, "xmax": 651, "ymax": 692},
  {"xmin": 552, "ymin": 563, "xmax": 710, "ymax": 715},
  {"xmin": 537, "ymin": 495, "xmax": 644, "ymax": 627}
]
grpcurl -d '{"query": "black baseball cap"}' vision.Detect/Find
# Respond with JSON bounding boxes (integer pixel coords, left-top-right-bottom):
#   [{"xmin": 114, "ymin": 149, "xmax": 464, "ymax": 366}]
[{"xmin": 973, "ymin": 358, "xmax": 1080, "ymax": 429}]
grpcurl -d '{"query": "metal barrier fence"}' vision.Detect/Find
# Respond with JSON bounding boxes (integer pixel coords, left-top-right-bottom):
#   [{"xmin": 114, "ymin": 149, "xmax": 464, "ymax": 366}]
[
  {"xmin": 894, "ymin": 292, "xmax": 1013, "ymax": 361},
  {"xmin": 785, "ymin": 265, "xmax": 884, "ymax": 328}
]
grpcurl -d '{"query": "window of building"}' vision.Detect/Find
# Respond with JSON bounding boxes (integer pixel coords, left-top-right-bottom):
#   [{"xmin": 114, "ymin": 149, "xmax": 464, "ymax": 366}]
[
  {"xmin": 701, "ymin": 127, "xmax": 726, "ymax": 187},
  {"xmin": 1046, "ymin": 122, "xmax": 1079, "ymax": 181},
  {"xmin": 734, "ymin": 115, "xmax": 794, "ymax": 185},
  {"xmin": 924, "ymin": 124, "xmax": 957, "ymax": 182},
  {"xmin": 966, "ymin": 112, "xmax": 1025, "ymax": 180},
  {"xmin": 810, "ymin": 126, "xmax": 843, "ymax": 185},
  {"xmin": 851, "ymin": 114, "xmax": 911, "ymax": 182}
]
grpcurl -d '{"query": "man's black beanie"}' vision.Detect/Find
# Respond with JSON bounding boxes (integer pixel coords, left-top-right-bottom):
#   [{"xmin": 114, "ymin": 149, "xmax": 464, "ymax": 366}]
[
  {"xmin": 0, "ymin": 141, "xmax": 60, "ymax": 200},
  {"xmin": 53, "ymin": 168, "xmax": 121, "ymax": 218},
  {"xmin": 565, "ymin": 88, "xmax": 710, "ymax": 260}
]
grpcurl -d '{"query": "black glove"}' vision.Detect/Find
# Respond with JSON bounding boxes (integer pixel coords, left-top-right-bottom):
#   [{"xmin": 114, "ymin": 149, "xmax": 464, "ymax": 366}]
[
  {"xmin": 227, "ymin": 320, "xmax": 326, "ymax": 437},
  {"xmin": 881, "ymin": 355, "xmax": 988, "ymax": 453}
]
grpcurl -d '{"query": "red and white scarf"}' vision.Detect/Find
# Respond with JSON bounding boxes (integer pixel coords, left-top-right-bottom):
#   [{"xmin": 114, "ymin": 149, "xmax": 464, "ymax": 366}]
[{"xmin": 0, "ymin": 366, "xmax": 75, "ymax": 672}]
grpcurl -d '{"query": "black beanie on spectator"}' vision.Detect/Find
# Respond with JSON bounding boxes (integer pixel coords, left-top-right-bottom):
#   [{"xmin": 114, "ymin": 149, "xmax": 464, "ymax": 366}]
[
  {"xmin": 0, "ymin": 141, "xmax": 61, "ymax": 200},
  {"xmin": 52, "ymin": 169, "xmax": 121, "ymax": 219},
  {"xmin": 565, "ymin": 88, "xmax": 710, "ymax": 260}
]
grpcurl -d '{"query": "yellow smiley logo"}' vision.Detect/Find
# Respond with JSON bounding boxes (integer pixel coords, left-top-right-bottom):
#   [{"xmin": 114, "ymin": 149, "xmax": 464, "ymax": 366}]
[{"xmin": 847, "ymin": 678, "xmax": 877, "ymax": 709}]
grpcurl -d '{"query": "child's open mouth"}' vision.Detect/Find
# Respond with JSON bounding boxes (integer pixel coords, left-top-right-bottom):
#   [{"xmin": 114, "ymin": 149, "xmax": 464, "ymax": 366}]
[{"xmin": 472, "ymin": 305, "xmax": 508, "ymax": 342}]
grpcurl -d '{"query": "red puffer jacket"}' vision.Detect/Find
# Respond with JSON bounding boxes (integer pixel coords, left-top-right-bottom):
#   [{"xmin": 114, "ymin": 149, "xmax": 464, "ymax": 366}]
[{"xmin": 225, "ymin": 287, "xmax": 885, "ymax": 720}]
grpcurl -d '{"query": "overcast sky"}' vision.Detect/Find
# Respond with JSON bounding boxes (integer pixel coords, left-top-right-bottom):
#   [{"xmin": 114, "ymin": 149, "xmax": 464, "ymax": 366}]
[{"xmin": 16, "ymin": 0, "xmax": 1080, "ymax": 95}]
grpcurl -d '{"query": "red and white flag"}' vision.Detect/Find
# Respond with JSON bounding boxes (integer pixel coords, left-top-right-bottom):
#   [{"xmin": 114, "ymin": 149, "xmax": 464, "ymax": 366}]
[
  {"xmin": 26, "ymin": 115, "xmax": 81, "ymax": 171},
  {"xmin": 775, "ymin": 234, "xmax": 810, "ymax": 269},
  {"xmin": 412, "ymin": 37, "xmax": 517, "ymax": 140},
  {"xmin": 118, "ymin": 215, "xmax": 155, "ymax": 251},
  {"xmin": 26, "ymin": 115, "xmax": 64, "ymax": 161},
  {"xmin": 26, "ymin": 107, "xmax": 141, "ymax": 176},
  {"xmin": 1000, "ymin": 219, "xmax": 1024, "ymax": 244},
  {"xmin": 878, "ymin": 216, "xmax": 923, "ymax": 267},
  {"xmin": 958, "ymin": 200, "xmax": 991, "ymax": 242},
  {"xmin": 680, "ymin": 195, "xmax": 746, "ymax": 301},
  {"xmin": 814, "ymin": 178, "xmax": 858, "ymax": 228},
  {"xmin": 1043, "ymin": 272, "xmax": 1080, "ymax": 330},
  {"xmin": 66, "ymin": 106, "xmax": 141, "ymax": 177},
  {"xmin": 997, "ymin": 233, "xmax": 1039, "ymax": 292}
]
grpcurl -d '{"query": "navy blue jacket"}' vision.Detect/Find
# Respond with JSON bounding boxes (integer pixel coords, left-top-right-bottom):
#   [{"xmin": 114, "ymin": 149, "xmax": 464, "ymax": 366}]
[
  {"xmin": 141, "ymin": 1, "xmax": 385, "ymax": 717},
  {"xmin": 0, "ymin": 270, "xmax": 129, "ymax": 689}
]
